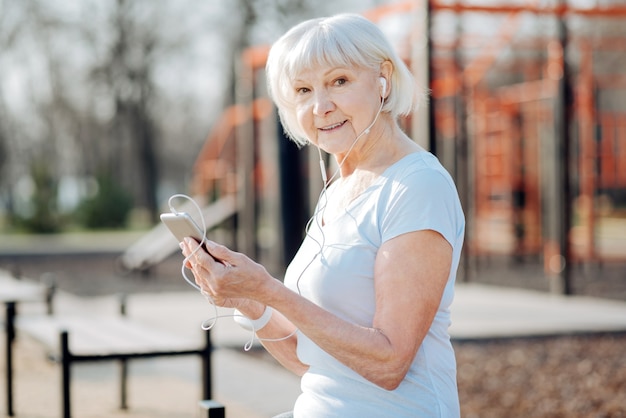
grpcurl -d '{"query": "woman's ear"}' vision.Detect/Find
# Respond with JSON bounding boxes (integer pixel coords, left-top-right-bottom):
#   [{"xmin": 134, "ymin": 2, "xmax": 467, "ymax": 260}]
[{"xmin": 379, "ymin": 60, "xmax": 393, "ymax": 98}]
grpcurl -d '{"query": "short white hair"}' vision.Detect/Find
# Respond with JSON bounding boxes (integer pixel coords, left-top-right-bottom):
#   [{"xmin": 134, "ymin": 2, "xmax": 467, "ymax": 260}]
[{"xmin": 265, "ymin": 13, "xmax": 417, "ymax": 147}]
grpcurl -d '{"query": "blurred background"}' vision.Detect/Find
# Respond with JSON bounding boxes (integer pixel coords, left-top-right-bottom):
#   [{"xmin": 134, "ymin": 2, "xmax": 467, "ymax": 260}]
[
  {"xmin": 3, "ymin": 0, "xmax": 623, "ymax": 297},
  {"xmin": 1, "ymin": 1, "xmax": 626, "ymax": 417}
]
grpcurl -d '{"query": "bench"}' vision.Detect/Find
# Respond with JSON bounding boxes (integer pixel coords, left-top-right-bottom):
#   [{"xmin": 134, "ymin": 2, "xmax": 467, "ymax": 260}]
[
  {"xmin": 1, "ymin": 271, "xmax": 55, "ymax": 416},
  {"xmin": 3, "ymin": 277, "xmax": 224, "ymax": 418}
]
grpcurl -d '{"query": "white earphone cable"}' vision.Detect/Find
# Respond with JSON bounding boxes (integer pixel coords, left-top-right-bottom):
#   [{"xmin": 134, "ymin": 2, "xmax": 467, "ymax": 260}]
[
  {"xmin": 167, "ymin": 193, "xmax": 296, "ymax": 351},
  {"xmin": 169, "ymin": 88, "xmax": 386, "ymax": 351}
]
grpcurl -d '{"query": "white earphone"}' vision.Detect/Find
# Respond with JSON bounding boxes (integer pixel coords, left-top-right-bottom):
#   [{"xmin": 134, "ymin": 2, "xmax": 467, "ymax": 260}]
[{"xmin": 379, "ymin": 77, "xmax": 387, "ymax": 98}]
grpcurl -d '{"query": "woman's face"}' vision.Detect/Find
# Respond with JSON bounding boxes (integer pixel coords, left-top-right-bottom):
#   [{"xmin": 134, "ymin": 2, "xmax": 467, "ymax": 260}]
[{"xmin": 291, "ymin": 64, "xmax": 382, "ymax": 155}]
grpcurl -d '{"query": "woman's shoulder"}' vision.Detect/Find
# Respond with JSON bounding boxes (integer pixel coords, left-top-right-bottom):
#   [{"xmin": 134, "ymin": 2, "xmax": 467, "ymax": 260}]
[
  {"xmin": 379, "ymin": 152, "xmax": 461, "ymax": 208},
  {"xmin": 385, "ymin": 151, "xmax": 450, "ymax": 183}
]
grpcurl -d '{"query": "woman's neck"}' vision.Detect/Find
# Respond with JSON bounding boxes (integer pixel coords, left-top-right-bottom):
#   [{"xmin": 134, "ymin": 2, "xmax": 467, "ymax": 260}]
[{"xmin": 336, "ymin": 121, "xmax": 420, "ymax": 178}]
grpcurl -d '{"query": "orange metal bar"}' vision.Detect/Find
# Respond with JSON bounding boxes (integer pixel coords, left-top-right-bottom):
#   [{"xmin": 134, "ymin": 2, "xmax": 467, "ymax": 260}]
[
  {"xmin": 618, "ymin": 116, "xmax": 626, "ymax": 186},
  {"xmin": 362, "ymin": 1, "xmax": 415, "ymax": 21},
  {"xmin": 241, "ymin": 45, "xmax": 271, "ymax": 70},
  {"xmin": 430, "ymin": 0, "xmax": 626, "ymax": 17},
  {"xmin": 599, "ymin": 114, "xmax": 616, "ymax": 188},
  {"xmin": 239, "ymin": 1, "xmax": 419, "ymax": 71}
]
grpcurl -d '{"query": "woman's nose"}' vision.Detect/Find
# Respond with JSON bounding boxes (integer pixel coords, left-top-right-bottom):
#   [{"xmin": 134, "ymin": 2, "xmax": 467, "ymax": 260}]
[{"xmin": 313, "ymin": 90, "xmax": 335, "ymax": 116}]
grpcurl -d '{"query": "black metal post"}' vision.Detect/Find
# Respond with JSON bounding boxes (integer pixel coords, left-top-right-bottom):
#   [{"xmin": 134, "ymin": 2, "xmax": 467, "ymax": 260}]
[
  {"xmin": 202, "ymin": 329, "xmax": 213, "ymax": 400},
  {"xmin": 278, "ymin": 122, "xmax": 308, "ymax": 263},
  {"xmin": 553, "ymin": 2, "xmax": 572, "ymax": 294},
  {"xmin": 60, "ymin": 331, "xmax": 71, "ymax": 418},
  {"xmin": 41, "ymin": 272, "xmax": 56, "ymax": 315},
  {"xmin": 119, "ymin": 293, "xmax": 128, "ymax": 316},
  {"xmin": 198, "ymin": 400, "xmax": 226, "ymax": 418},
  {"xmin": 453, "ymin": 0, "xmax": 471, "ymax": 283},
  {"xmin": 6, "ymin": 302, "xmax": 16, "ymax": 416},
  {"xmin": 119, "ymin": 359, "xmax": 128, "ymax": 409}
]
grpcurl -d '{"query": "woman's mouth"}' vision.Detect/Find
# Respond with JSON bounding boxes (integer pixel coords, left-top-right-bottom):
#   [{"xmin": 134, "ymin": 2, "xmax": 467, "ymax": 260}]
[{"xmin": 319, "ymin": 120, "xmax": 346, "ymax": 132}]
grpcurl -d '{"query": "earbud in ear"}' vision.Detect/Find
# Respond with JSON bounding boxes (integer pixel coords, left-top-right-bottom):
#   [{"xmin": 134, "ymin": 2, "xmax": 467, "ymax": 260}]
[{"xmin": 379, "ymin": 77, "xmax": 387, "ymax": 97}]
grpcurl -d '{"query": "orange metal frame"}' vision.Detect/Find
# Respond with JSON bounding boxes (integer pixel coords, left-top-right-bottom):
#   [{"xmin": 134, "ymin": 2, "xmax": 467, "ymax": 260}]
[
  {"xmin": 429, "ymin": 0, "xmax": 626, "ymax": 263},
  {"xmin": 191, "ymin": 1, "xmax": 626, "ymax": 265}
]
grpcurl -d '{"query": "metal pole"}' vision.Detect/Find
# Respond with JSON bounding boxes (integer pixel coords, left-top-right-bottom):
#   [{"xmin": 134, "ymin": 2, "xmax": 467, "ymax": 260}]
[
  {"xmin": 410, "ymin": 0, "xmax": 431, "ymax": 151},
  {"xmin": 427, "ymin": 0, "xmax": 437, "ymax": 154},
  {"xmin": 235, "ymin": 52, "xmax": 256, "ymax": 259},
  {"xmin": 6, "ymin": 302, "xmax": 15, "ymax": 417},
  {"xmin": 552, "ymin": 4, "xmax": 572, "ymax": 294},
  {"xmin": 119, "ymin": 359, "xmax": 128, "ymax": 409},
  {"xmin": 202, "ymin": 330, "xmax": 213, "ymax": 400},
  {"xmin": 61, "ymin": 331, "xmax": 71, "ymax": 418},
  {"xmin": 453, "ymin": 1, "xmax": 471, "ymax": 282},
  {"xmin": 199, "ymin": 400, "xmax": 225, "ymax": 418}
]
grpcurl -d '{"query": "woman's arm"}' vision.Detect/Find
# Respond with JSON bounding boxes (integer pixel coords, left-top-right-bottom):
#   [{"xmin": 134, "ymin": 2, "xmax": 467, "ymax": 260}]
[
  {"xmin": 263, "ymin": 229, "xmax": 452, "ymax": 390},
  {"xmin": 181, "ymin": 239, "xmax": 308, "ymax": 376},
  {"xmin": 182, "ymin": 229, "xmax": 451, "ymax": 389}
]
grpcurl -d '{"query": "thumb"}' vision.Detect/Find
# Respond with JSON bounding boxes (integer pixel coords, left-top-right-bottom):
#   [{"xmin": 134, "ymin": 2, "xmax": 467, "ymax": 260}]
[{"xmin": 204, "ymin": 240, "xmax": 233, "ymax": 264}]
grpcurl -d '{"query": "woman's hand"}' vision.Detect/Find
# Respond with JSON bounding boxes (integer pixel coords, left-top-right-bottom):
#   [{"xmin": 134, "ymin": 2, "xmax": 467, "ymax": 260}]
[
  {"xmin": 180, "ymin": 238, "xmax": 272, "ymax": 310},
  {"xmin": 181, "ymin": 238, "xmax": 305, "ymax": 375}
]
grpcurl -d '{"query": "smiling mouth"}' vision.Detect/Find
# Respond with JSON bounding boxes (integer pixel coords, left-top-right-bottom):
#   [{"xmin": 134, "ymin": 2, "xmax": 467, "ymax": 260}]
[{"xmin": 319, "ymin": 121, "xmax": 346, "ymax": 131}]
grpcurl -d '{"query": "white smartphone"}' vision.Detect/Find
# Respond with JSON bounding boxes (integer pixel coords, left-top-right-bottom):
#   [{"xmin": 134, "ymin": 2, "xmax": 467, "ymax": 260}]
[
  {"xmin": 160, "ymin": 211, "xmax": 224, "ymax": 263},
  {"xmin": 160, "ymin": 212, "xmax": 206, "ymax": 245}
]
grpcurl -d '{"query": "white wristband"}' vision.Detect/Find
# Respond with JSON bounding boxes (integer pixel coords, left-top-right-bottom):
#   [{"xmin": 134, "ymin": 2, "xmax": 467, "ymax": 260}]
[{"xmin": 233, "ymin": 307, "xmax": 273, "ymax": 332}]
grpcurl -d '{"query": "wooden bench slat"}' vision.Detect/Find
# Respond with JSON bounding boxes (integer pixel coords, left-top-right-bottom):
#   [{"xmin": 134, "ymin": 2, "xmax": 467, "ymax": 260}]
[
  {"xmin": 16, "ymin": 315, "xmax": 201, "ymax": 357},
  {"xmin": 0, "ymin": 277, "xmax": 47, "ymax": 303}
]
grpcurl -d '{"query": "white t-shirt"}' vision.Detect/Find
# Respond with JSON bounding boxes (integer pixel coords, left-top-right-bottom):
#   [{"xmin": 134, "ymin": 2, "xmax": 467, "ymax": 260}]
[{"xmin": 284, "ymin": 151, "xmax": 465, "ymax": 418}]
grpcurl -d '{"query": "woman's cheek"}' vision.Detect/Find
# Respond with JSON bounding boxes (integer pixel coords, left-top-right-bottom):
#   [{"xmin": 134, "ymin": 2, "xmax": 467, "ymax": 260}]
[{"xmin": 296, "ymin": 106, "xmax": 315, "ymax": 142}]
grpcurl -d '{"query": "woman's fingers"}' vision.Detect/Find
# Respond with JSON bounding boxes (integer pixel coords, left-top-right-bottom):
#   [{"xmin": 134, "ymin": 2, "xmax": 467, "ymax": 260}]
[
  {"xmin": 180, "ymin": 239, "xmax": 235, "ymax": 299},
  {"xmin": 179, "ymin": 239, "xmax": 214, "ymax": 289},
  {"xmin": 179, "ymin": 238, "xmax": 265, "ymax": 305},
  {"xmin": 181, "ymin": 239, "xmax": 215, "ymax": 271}
]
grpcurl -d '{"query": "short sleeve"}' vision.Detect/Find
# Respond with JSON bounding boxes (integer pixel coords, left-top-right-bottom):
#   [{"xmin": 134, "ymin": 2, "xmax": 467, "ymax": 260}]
[{"xmin": 379, "ymin": 167, "xmax": 461, "ymax": 246}]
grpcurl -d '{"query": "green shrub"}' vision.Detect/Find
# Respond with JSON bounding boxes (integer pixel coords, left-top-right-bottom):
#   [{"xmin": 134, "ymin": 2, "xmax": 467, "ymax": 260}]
[
  {"xmin": 76, "ymin": 174, "xmax": 133, "ymax": 229},
  {"xmin": 15, "ymin": 161, "xmax": 61, "ymax": 233}
]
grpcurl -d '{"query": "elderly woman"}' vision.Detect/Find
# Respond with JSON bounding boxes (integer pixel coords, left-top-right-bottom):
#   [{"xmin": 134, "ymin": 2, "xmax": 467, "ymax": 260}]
[{"xmin": 181, "ymin": 13, "xmax": 465, "ymax": 417}]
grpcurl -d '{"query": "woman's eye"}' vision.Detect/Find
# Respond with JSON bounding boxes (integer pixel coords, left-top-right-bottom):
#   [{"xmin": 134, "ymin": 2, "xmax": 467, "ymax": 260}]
[
  {"xmin": 296, "ymin": 87, "xmax": 310, "ymax": 94},
  {"xmin": 334, "ymin": 78, "xmax": 347, "ymax": 86}
]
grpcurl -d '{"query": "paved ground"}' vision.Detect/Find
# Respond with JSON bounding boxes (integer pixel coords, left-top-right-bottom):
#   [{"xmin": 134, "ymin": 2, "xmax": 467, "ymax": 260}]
[
  {"xmin": 4, "ymin": 279, "xmax": 626, "ymax": 417},
  {"xmin": 1, "ymin": 288, "xmax": 302, "ymax": 418}
]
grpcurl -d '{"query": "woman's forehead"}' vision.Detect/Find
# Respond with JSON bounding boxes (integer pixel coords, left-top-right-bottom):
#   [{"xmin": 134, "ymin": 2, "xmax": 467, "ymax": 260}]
[
  {"xmin": 284, "ymin": 37, "xmax": 365, "ymax": 74},
  {"xmin": 291, "ymin": 65, "xmax": 367, "ymax": 83}
]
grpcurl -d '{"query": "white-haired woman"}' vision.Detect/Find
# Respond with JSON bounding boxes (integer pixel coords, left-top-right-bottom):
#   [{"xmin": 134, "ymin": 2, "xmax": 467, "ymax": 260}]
[{"xmin": 181, "ymin": 13, "xmax": 465, "ymax": 417}]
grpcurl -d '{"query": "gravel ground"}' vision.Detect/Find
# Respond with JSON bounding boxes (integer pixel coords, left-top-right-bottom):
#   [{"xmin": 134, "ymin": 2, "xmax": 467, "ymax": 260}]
[
  {"xmin": 455, "ymin": 334, "xmax": 626, "ymax": 417},
  {"xmin": 2, "ymin": 252, "xmax": 625, "ymax": 417}
]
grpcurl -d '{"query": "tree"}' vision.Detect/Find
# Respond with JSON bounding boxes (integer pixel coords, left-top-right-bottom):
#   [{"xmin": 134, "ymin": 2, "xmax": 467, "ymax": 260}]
[
  {"xmin": 0, "ymin": 0, "xmax": 27, "ymax": 221},
  {"xmin": 0, "ymin": 0, "xmax": 385, "ymax": 231}
]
